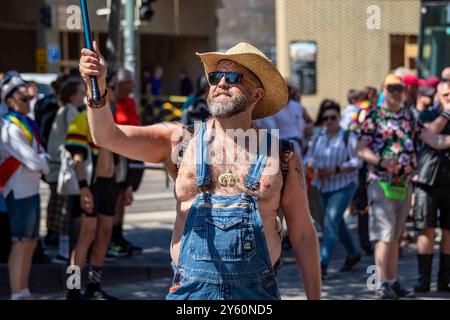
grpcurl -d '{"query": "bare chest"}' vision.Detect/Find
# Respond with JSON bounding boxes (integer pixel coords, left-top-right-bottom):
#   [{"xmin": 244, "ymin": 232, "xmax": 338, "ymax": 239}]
[{"xmin": 174, "ymin": 141, "xmax": 283, "ymax": 206}]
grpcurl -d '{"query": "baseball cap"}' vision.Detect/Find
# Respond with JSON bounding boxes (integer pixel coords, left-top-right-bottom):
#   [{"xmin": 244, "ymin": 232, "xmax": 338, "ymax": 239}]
[
  {"xmin": 403, "ymin": 74, "xmax": 418, "ymax": 86},
  {"xmin": 426, "ymin": 76, "xmax": 440, "ymax": 89},
  {"xmin": 384, "ymin": 74, "xmax": 403, "ymax": 86}
]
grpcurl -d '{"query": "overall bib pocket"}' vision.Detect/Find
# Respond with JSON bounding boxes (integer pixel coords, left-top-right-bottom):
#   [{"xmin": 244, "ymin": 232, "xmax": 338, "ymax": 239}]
[{"xmin": 189, "ymin": 215, "xmax": 256, "ymax": 261}]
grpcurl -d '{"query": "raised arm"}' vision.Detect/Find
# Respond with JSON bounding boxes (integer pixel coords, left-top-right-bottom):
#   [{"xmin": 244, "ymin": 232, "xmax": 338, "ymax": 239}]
[
  {"xmin": 281, "ymin": 153, "xmax": 321, "ymax": 300},
  {"xmin": 79, "ymin": 41, "xmax": 181, "ymax": 164}
]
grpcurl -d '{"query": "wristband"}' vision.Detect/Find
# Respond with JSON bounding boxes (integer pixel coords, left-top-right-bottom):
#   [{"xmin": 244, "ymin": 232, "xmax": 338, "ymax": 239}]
[
  {"xmin": 87, "ymin": 88, "xmax": 108, "ymax": 109},
  {"xmin": 440, "ymin": 110, "xmax": 450, "ymax": 120},
  {"xmin": 78, "ymin": 180, "xmax": 88, "ymax": 189}
]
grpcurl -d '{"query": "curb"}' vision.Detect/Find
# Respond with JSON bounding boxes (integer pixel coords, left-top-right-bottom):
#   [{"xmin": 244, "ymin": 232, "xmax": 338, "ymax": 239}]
[{"xmin": 0, "ymin": 263, "xmax": 172, "ymax": 297}]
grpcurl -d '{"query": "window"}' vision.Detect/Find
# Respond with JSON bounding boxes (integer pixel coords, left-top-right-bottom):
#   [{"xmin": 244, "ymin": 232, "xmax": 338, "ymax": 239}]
[{"xmin": 290, "ymin": 41, "xmax": 317, "ymax": 95}]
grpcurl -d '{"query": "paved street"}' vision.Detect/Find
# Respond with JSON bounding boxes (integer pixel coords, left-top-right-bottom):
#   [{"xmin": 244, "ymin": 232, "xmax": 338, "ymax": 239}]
[{"xmin": 31, "ymin": 171, "xmax": 450, "ymax": 300}]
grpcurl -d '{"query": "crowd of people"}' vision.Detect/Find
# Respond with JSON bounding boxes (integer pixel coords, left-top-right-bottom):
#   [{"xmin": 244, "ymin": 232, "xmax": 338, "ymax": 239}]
[
  {"xmin": 0, "ymin": 40, "xmax": 450, "ymax": 300},
  {"xmin": 265, "ymin": 66, "xmax": 450, "ymax": 299},
  {"xmin": 0, "ymin": 68, "xmax": 145, "ymax": 300}
]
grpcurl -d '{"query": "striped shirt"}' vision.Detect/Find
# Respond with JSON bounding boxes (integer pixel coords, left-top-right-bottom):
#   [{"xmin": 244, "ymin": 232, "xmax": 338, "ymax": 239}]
[
  {"xmin": 304, "ymin": 128, "xmax": 362, "ymax": 193},
  {"xmin": 64, "ymin": 111, "xmax": 99, "ymax": 158}
]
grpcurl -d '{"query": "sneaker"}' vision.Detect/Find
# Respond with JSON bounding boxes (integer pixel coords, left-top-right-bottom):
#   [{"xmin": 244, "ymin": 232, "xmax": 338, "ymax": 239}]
[
  {"xmin": 53, "ymin": 254, "xmax": 69, "ymax": 265},
  {"xmin": 44, "ymin": 231, "xmax": 59, "ymax": 247},
  {"xmin": 117, "ymin": 238, "xmax": 143, "ymax": 255},
  {"xmin": 107, "ymin": 243, "xmax": 132, "ymax": 258},
  {"xmin": 392, "ymin": 281, "xmax": 415, "ymax": 298},
  {"xmin": 321, "ymin": 266, "xmax": 328, "ymax": 281},
  {"xmin": 340, "ymin": 253, "xmax": 362, "ymax": 272},
  {"xmin": 376, "ymin": 282, "xmax": 399, "ymax": 300},
  {"xmin": 84, "ymin": 289, "xmax": 119, "ymax": 300},
  {"xmin": 281, "ymin": 235, "xmax": 292, "ymax": 250},
  {"xmin": 66, "ymin": 289, "xmax": 85, "ymax": 300}
]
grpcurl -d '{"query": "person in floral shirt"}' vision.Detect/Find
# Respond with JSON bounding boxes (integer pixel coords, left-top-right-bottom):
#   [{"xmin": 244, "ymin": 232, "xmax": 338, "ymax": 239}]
[
  {"xmin": 357, "ymin": 74, "xmax": 450, "ymax": 300},
  {"xmin": 359, "ymin": 105, "xmax": 423, "ymax": 185}
]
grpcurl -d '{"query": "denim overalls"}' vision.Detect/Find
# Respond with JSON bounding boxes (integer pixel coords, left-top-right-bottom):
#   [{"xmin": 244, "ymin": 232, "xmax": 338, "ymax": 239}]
[{"xmin": 166, "ymin": 122, "xmax": 281, "ymax": 300}]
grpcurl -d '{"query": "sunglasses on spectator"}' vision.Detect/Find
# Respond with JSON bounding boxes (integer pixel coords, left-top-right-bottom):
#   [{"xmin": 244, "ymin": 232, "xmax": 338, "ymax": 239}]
[
  {"xmin": 18, "ymin": 95, "xmax": 32, "ymax": 102},
  {"xmin": 386, "ymin": 84, "xmax": 405, "ymax": 93},
  {"xmin": 322, "ymin": 115, "xmax": 338, "ymax": 122},
  {"xmin": 208, "ymin": 71, "xmax": 244, "ymax": 86}
]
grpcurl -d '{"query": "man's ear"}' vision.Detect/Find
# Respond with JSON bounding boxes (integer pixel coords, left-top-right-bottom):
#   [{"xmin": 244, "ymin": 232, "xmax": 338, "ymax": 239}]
[
  {"xmin": 5, "ymin": 97, "xmax": 14, "ymax": 108},
  {"xmin": 252, "ymin": 88, "xmax": 265, "ymax": 102}
]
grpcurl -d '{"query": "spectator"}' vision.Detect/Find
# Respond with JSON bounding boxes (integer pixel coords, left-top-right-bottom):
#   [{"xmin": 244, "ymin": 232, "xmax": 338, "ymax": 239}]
[
  {"xmin": 403, "ymin": 74, "xmax": 419, "ymax": 110},
  {"xmin": 65, "ymin": 106, "xmax": 119, "ymax": 300},
  {"xmin": 414, "ymin": 86, "xmax": 436, "ymax": 115},
  {"xmin": 356, "ymin": 74, "xmax": 450, "ymax": 299},
  {"xmin": 26, "ymin": 81, "xmax": 39, "ymax": 120},
  {"xmin": 142, "ymin": 67, "xmax": 152, "ymax": 97},
  {"xmin": 340, "ymin": 89, "xmax": 361, "ymax": 131},
  {"xmin": 341, "ymin": 87, "xmax": 375, "ymax": 256},
  {"xmin": 115, "ymin": 68, "xmax": 141, "ymax": 126},
  {"xmin": 181, "ymin": 75, "xmax": 210, "ymax": 126},
  {"xmin": 305, "ymin": 99, "xmax": 363, "ymax": 279},
  {"xmin": 254, "ymin": 82, "xmax": 307, "ymax": 159},
  {"xmin": 426, "ymin": 76, "xmax": 440, "ymax": 90},
  {"xmin": 442, "ymin": 67, "xmax": 450, "ymax": 81},
  {"xmin": 179, "ymin": 69, "xmax": 194, "ymax": 97},
  {"xmin": 1, "ymin": 75, "xmax": 49, "ymax": 300},
  {"xmin": 109, "ymin": 68, "xmax": 142, "ymax": 258},
  {"xmin": 413, "ymin": 80, "xmax": 450, "ymax": 293},
  {"xmin": 45, "ymin": 77, "xmax": 84, "ymax": 263},
  {"xmin": 0, "ymin": 116, "xmax": 11, "ymax": 263}
]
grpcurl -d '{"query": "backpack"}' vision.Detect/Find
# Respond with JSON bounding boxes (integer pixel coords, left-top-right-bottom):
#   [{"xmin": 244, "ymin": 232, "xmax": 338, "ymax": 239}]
[
  {"xmin": 34, "ymin": 94, "xmax": 59, "ymax": 150},
  {"xmin": 183, "ymin": 98, "xmax": 211, "ymax": 126}
]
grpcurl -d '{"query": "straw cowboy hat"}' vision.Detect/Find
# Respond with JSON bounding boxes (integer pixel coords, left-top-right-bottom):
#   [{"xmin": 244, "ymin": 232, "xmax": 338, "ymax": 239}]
[{"xmin": 196, "ymin": 42, "xmax": 288, "ymax": 120}]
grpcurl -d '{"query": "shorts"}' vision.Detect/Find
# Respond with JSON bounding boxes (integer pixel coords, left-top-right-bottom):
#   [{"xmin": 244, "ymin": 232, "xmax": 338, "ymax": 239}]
[
  {"xmin": 413, "ymin": 183, "xmax": 450, "ymax": 231},
  {"xmin": 69, "ymin": 177, "xmax": 119, "ymax": 218},
  {"xmin": 0, "ymin": 194, "xmax": 6, "ymax": 213},
  {"xmin": 5, "ymin": 192, "xmax": 40, "ymax": 242},
  {"xmin": 367, "ymin": 181, "xmax": 412, "ymax": 243}
]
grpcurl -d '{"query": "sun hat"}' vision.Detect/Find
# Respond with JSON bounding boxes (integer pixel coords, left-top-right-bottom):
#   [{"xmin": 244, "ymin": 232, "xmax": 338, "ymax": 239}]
[{"xmin": 196, "ymin": 42, "xmax": 288, "ymax": 119}]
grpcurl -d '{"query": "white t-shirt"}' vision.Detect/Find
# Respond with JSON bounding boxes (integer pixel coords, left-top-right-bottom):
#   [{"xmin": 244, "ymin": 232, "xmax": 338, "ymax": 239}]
[{"xmin": 254, "ymin": 99, "xmax": 305, "ymax": 159}]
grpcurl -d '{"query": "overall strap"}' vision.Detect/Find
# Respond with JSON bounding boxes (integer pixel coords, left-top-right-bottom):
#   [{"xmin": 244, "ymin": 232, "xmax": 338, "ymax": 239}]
[
  {"xmin": 195, "ymin": 122, "xmax": 211, "ymax": 188},
  {"xmin": 244, "ymin": 132, "xmax": 271, "ymax": 190}
]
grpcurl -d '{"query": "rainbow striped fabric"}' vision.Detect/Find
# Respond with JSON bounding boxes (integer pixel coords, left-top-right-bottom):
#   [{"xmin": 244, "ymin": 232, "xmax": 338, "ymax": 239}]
[
  {"xmin": 4, "ymin": 111, "xmax": 41, "ymax": 147},
  {"xmin": 64, "ymin": 111, "xmax": 99, "ymax": 156}
]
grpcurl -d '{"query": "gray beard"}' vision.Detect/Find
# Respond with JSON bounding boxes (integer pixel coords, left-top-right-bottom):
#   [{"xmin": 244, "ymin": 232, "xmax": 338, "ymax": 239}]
[{"xmin": 207, "ymin": 93, "xmax": 250, "ymax": 119}]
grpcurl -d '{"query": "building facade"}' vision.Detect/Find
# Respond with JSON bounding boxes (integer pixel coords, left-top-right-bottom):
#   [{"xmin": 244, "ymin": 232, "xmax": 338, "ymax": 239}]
[
  {"xmin": 0, "ymin": 0, "xmax": 218, "ymax": 95},
  {"xmin": 217, "ymin": 0, "xmax": 276, "ymax": 62},
  {"xmin": 276, "ymin": 0, "xmax": 421, "ymax": 112}
]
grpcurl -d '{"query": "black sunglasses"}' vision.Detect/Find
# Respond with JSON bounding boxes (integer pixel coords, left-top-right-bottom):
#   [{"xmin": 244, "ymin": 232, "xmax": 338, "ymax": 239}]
[
  {"xmin": 322, "ymin": 115, "xmax": 338, "ymax": 122},
  {"xmin": 18, "ymin": 95, "xmax": 32, "ymax": 103},
  {"xmin": 387, "ymin": 84, "xmax": 405, "ymax": 93},
  {"xmin": 208, "ymin": 71, "xmax": 244, "ymax": 85}
]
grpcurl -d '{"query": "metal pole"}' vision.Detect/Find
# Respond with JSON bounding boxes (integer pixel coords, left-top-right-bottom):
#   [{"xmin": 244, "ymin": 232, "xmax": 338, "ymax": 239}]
[
  {"xmin": 124, "ymin": 0, "xmax": 140, "ymax": 106},
  {"xmin": 106, "ymin": 0, "xmax": 122, "ymax": 71}
]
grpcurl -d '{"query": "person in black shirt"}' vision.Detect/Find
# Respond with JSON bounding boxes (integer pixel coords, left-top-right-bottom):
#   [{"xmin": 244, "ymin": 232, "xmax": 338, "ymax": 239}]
[{"xmin": 413, "ymin": 80, "xmax": 450, "ymax": 293}]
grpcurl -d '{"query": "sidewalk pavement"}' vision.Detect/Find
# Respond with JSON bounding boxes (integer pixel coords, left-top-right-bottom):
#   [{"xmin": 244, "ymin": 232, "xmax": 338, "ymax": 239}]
[{"xmin": 2, "ymin": 171, "xmax": 450, "ymax": 300}]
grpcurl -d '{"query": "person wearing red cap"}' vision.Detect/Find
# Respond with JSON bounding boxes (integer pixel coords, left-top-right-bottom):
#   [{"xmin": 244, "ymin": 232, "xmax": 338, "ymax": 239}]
[
  {"xmin": 402, "ymin": 74, "xmax": 418, "ymax": 110},
  {"xmin": 426, "ymin": 76, "xmax": 440, "ymax": 90}
]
